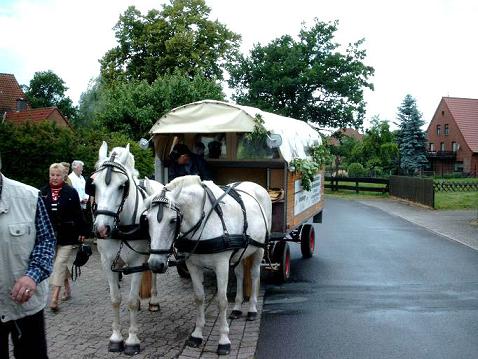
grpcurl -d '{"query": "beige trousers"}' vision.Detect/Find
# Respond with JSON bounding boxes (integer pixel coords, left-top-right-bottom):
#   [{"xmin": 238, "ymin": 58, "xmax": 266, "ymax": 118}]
[{"xmin": 50, "ymin": 245, "xmax": 74, "ymax": 287}]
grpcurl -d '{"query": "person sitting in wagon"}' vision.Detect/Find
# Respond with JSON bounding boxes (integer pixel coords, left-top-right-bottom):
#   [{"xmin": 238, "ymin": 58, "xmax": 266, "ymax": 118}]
[{"xmin": 168, "ymin": 143, "xmax": 211, "ymax": 182}]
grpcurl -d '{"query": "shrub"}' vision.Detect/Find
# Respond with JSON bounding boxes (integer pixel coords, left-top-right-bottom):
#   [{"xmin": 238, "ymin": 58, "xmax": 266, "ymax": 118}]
[
  {"xmin": 347, "ymin": 162, "xmax": 366, "ymax": 177},
  {"xmin": 0, "ymin": 122, "xmax": 154, "ymax": 188}
]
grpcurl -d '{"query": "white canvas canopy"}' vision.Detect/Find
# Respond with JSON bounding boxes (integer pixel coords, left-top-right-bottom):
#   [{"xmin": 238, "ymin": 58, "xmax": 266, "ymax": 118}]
[{"xmin": 150, "ymin": 100, "xmax": 322, "ymax": 163}]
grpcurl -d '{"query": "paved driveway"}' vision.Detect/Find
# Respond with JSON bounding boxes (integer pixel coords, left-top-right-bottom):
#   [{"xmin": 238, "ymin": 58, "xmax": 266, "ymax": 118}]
[{"xmin": 41, "ymin": 243, "xmax": 262, "ymax": 359}]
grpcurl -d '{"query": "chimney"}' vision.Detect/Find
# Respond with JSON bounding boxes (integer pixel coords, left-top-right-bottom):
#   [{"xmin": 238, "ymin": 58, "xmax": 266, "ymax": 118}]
[{"xmin": 16, "ymin": 98, "xmax": 28, "ymax": 111}]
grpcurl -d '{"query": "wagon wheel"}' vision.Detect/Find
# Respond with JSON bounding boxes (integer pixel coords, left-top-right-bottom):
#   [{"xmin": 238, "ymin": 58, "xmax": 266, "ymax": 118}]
[
  {"xmin": 300, "ymin": 224, "xmax": 315, "ymax": 258},
  {"xmin": 176, "ymin": 261, "xmax": 191, "ymax": 279},
  {"xmin": 272, "ymin": 241, "xmax": 291, "ymax": 283}
]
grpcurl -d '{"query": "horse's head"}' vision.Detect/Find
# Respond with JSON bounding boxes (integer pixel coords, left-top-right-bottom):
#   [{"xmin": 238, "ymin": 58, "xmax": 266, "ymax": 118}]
[
  {"xmin": 145, "ymin": 189, "xmax": 182, "ymax": 273},
  {"xmin": 93, "ymin": 141, "xmax": 136, "ymax": 238},
  {"xmin": 145, "ymin": 175, "xmax": 200, "ymax": 272}
]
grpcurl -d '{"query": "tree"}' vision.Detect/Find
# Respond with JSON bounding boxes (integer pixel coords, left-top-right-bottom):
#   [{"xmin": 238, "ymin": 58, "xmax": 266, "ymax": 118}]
[
  {"xmin": 227, "ymin": 19, "xmax": 374, "ymax": 129},
  {"xmin": 90, "ymin": 73, "xmax": 224, "ymax": 139},
  {"xmin": 24, "ymin": 70, "xmax": 77, "ymax": 120},
  {"xmin": 100, "ymin": 0, "xmax": 241, "ymax": 85},
  {"xmin": 395, "ymin": 95, "xmax": 428, "ymax": 175},
  {"xmin": 356, "ymin": 117, "xmax": 398, "ymax": 175},
  {"xmin": 76, "ymin": 77, "xmax": 104, "ymax": 128}
]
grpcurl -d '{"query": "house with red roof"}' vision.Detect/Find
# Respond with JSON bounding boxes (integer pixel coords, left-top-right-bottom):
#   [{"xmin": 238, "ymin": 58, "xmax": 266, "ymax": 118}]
[
  {"xmin": 327, "ymin": 127, "xmax": 363, "ymax": 146},
  {"xmin": 0, "ymin": 73, "xmax": 71, "ymax": 129},
  {"xmin": 426, "ymin": 97, "xmax": 478, "ymax": 176}
]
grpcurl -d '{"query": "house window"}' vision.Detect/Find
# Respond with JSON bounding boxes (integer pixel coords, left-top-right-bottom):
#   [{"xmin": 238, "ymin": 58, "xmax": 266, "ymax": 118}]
[
  {"xmin": 436, "ymin": 125, "xmax": 441, "ymax": 135},
  {"xmin": 452, "ymin": 142, "xmax": 458, "ymax": 152},
  {"xmin": 441, "ymin": 110, "xmax": 445, "ymax": 116},
  {"xmin": 444, "ymin": 124, "xmax": 449, "ymax": 136},
  {"xmin": 429, "ymin": 143, "xmax": 435, "ymax": 151},
  {"xmin": 440, "ymin": 142, "xmax": 445, "ymax": 151}
]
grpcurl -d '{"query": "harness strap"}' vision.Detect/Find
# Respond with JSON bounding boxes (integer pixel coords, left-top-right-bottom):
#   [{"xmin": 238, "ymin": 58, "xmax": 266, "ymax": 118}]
[
  {"xmin": 112, "ymin": 223, "xmax": 149, "ymax": 241},
  {"xmin": 202, "ymin": 184, "xmax": 231, "ymax": 246},
  {"xmin": 181, "ymin": 188, "xmax": 207, "ymax": 238},
  {"xmin": 176, "ymin": 234, "xmax": 266, "ymax": 254}
]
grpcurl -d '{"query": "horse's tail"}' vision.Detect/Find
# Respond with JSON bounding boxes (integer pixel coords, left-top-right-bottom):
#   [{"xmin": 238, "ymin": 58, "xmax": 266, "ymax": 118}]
[{"xmin": 139, "ymin": 270, "xmax": 152, "ymax": 299}]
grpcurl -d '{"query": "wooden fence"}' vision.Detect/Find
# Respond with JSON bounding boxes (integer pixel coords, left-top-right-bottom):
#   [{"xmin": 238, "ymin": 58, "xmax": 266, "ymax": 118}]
[
  {"xmin": 389, "ymin": 176, "xmax": 434, "ymax": 207},
  {"xmin": 433, "ymin": 181, "xmax": 478, "ymax": 192},
  {"xmin": 325, "ymin": 177, "xmax": 389, "ymax": 193}
]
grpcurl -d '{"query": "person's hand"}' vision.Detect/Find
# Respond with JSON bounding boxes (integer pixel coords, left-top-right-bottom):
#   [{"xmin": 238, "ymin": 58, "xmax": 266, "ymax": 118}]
[
  {"xmin": 81, "ymin": 199, "xmax": 88, "ymax": 204},
  {"xmin": 10, "ymin": 276, "xmax": 37, "ymax": 304}
]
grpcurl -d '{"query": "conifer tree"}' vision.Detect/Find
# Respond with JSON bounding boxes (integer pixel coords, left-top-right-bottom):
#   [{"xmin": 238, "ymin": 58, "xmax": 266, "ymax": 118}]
[{"xmin": 395, "ymin": 94, "xmax": 428, "ymax": 175}]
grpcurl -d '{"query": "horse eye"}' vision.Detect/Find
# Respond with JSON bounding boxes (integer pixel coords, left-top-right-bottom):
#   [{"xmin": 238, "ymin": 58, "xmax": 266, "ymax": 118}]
[{"xmin": 170, "ymin": 218, "xmax": 177, "ymax": 224}]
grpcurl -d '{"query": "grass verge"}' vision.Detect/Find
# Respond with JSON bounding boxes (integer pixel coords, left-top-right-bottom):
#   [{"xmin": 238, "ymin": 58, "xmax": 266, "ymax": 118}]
[
  {"xmin": 434, "ymin": 191, "xmax": 478, "ymax": 210},
  {"xmin": 325, "ymin": 189, "xmax": 389, "ymax": 200}
]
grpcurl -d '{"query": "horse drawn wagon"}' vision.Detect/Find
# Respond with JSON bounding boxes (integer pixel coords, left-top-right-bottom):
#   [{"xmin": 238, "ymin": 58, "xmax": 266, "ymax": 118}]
[{"xmin": 149, "ymin": 100, "xmax": 325, "ymax": 282}]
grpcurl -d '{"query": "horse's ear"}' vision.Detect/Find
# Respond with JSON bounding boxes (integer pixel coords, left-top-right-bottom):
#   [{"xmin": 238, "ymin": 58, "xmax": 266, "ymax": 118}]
[
  {"xmin": 144, "ymin": 177, "xmax": 154, "ymax": 195},
  {"xmin": 99, "ymin": 141, "xmax": 108, "ymax": 161},
  {"xmin": 119, "ymin": 143, "xmax": 131, "ymax": 164}
]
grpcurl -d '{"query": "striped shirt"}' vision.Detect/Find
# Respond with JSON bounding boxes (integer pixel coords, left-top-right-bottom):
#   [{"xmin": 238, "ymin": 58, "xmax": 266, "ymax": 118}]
[{"xmin": 25, "ymin": 197, "xmax": 57, "ymax": 284}]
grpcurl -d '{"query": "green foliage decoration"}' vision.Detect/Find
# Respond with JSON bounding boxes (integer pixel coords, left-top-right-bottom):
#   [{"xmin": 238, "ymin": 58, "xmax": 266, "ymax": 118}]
[
  {"xmin": 290, "ymin": 158, "xmax": 319, "ymax": 192},
  {"xmin": 238, "ymin": 114, "xmax": 273, "ymax": 159},
  {"xmin": 290, "ymin": 143, "xmax": 329, "ymax": 191},
  {"xmin": 309, "ymin": 143, "xmax": 332, "ymax": 168},
  {"xmin": 244, "ymin": 114, "xmax": 267, "ymax": 142}
]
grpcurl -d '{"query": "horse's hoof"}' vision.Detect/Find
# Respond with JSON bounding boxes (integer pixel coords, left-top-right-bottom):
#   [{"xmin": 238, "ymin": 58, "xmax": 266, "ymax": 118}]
[
  {"xmin": 247, "ymin": 312, "xmax": 258, "ymax": 321},
  {"xmin": 148, "ymin": 303, "xmax": 160, "ymax": 312},
  {"xmin": 124, "ymin": 343, "xmax": 141, "ymax": 356},
  {"xmin": 108, "ymin": 340, "xmax": 125, "ymax": 352},
  {"xmin": 217, "ymin": 343, "xmax": 231, "ymax": 355},
  {"xmin": 186, "ymin": 336, "xmax": 203, "ymax": 348},
  {"xmin": 229, "ymin": 310, "xmax": 242, "ymax": 319}
]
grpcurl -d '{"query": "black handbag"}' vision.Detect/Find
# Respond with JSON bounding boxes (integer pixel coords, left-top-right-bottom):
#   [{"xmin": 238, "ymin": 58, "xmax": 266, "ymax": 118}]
[{"xmin": 71, "ymin": 244, "xmax": 93, "ymax": 280}]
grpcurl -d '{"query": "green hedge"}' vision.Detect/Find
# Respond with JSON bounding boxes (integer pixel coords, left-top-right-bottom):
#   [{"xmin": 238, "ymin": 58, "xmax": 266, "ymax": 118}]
[{"xmin": 0, "ymin": 122, "xmax": 154, "ymax": 188}]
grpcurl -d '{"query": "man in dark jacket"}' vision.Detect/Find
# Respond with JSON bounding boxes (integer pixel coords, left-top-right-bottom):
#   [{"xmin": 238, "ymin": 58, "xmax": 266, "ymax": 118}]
[{"xmin": 168, "ymin": 143, "xmax": 211, "ymax": 182}]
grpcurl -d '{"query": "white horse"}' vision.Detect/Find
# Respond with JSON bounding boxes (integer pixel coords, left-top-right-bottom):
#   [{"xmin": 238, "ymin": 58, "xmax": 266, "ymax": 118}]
[
  {"xmin": 144, "ymin": 175, "xmax": 272, "ymax": 355},
  {"xmin": 92, "ymin": 141, "xmax": 164, "ymax": 355}
]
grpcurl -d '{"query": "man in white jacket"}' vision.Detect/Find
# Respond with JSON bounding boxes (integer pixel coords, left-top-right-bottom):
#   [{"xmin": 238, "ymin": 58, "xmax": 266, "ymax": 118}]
[
  {"xmin": 68, "ymin": 161, "xmax": 88, "ymax": 209},
  {"xmin": 0, "ymin": 152, "xmax": 56, "ymax": 358}
]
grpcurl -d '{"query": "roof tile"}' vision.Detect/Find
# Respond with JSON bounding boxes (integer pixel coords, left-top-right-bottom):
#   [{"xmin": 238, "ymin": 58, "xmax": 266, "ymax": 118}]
[
  {"xmin": 443, "ymin": 97, "xmax": 478, "ymax": 153},
  {"xmin": 0, "ymin": 73, "xmax": 30, "ymax": 112}
]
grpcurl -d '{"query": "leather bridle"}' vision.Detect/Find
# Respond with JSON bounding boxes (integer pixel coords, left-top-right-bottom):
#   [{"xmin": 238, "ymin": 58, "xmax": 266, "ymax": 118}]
[
  {"xmin": 148, "ymin": 189, "xmax": 184, "ymax": 256},
  {"xmin": 93, "ymin": 160, "xmax": 131, "ymax": 223}
]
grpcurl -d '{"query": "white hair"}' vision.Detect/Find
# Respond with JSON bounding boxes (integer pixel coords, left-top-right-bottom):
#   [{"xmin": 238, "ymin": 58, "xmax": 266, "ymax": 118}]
[{"xmin": 71, "ymin": 160, "xmax": 84, "ymax": 169}]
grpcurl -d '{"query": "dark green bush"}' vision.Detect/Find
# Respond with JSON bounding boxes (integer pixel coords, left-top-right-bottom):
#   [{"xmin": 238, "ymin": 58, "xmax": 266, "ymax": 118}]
[
  {"xmin": 0, "ymin": 122, "xmax": 154, "ymax": 188},
  {"xmin": 347, "ymin": 162, "xmax": 366, "ymax": 178}
]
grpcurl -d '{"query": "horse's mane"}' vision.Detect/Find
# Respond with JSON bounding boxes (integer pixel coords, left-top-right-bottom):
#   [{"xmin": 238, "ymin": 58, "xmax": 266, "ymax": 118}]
[
  {"xmin": 95, "ymin": 146, "xmax": 139, "ymax": 178},
  {"xmin": 166, "ymin": 175, "xmax": 202, "ymax": 191}
]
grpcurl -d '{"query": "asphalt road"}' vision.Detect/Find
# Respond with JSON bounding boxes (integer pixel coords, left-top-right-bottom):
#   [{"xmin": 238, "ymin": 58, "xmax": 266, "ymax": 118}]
[{"xmin": 256, "ymin": 198, "xmax": 478, "ymax": 359}]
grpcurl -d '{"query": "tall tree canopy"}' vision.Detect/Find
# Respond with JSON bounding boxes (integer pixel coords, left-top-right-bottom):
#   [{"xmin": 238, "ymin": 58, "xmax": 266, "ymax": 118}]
[
  {"xmin": 349, "ymin": 117, "xmax": 398, "ymax": 175},
  {"xmin": 395, "ymin": 95, "xmax": 428, "ymax": 175},
  {"xmin": 80, "ymin": 73, "xmax": 224, "ymax": 139},
  {"xmin": 24, "ymin": 70, "xmax": 77, "ymax": 120},
  {"xmin": 100, "ymin": 0, "xmax": 241, "ymax": 85},
  {"xmin": 227, "ymin": 19, "xmax": 374, "ymax": 129}
]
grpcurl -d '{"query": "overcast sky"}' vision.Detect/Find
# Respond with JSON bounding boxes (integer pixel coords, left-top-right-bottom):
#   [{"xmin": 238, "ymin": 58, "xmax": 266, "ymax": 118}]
[{"xmin": 1, "ymin": 0, "xmax": 477, "ymax": 129}]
